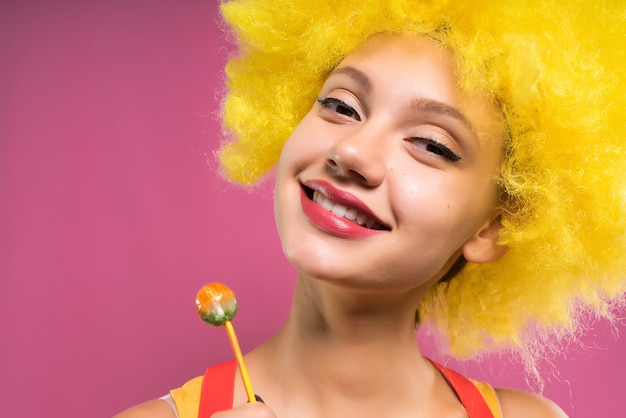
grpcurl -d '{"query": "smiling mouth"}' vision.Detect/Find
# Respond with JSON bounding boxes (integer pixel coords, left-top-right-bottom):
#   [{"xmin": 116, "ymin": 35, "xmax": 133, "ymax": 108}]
[{"xmin": 303, "ymin": 186, "xmax": 389, "ymax": 231}]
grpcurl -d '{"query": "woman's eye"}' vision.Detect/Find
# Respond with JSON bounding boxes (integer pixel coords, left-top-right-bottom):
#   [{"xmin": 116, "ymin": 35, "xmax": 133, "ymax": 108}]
[
  {"xmin": 317, "ymin": 97, "xmax": 361, "ymax": 121},
  {"xmin": 409, "ymin": 137, "xmax": 461, "ymax": 162}
]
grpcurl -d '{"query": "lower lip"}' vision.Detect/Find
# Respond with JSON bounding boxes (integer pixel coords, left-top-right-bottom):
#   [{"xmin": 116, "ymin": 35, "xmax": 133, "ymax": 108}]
[{"xmin": 300, "ymin": 188, "xmax": 385, "ymax": 238}]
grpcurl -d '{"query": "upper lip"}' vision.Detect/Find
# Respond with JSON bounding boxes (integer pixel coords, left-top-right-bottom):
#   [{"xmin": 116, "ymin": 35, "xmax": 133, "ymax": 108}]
[{"xmin": 301, "ymin": 179, "xmax": 390, "ymax": 230}]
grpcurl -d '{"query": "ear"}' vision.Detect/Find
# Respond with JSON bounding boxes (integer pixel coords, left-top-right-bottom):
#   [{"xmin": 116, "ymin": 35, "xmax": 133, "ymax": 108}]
[{"xmin": 462, "ymin": 214, "xmax": 508, "ymax": 264}]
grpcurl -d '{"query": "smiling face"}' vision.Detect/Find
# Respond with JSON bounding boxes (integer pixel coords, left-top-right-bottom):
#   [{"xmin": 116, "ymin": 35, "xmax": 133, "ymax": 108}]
[{"xmin": 274, "ymin": 33, "xmax": 507, "ymax": 291}]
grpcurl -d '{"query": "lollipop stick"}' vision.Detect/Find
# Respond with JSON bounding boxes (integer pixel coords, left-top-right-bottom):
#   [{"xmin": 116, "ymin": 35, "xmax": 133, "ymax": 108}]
[{"xmin": 224, "ymin": 320, "xmax": 256, "ymax": 403}]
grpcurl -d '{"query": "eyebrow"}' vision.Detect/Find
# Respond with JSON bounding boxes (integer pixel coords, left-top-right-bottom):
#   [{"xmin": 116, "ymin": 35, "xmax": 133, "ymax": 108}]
[
  {"xmin": 410, "ymin": 98, "xmax": 476, "ymax": 136},
  {"xmin": 329, "ymin": 65, "xmax": 476, "ymax": 136},
  {"xmin": 330, "ymin": 66, "xmax": 372, "ymax": 93}
]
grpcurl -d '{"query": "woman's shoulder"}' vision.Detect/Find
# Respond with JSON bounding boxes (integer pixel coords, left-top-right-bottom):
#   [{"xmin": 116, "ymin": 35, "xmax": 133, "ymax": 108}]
[
  {"xmin": 495, "ymin": 387, "xmax": 569, "ymax": 418},
  {"xmin": 114, "ymin": 374, "xmax": 204, "ymax": 418}
]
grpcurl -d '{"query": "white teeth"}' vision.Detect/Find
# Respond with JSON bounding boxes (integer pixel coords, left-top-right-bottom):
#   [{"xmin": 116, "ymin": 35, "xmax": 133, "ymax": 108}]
[
  {"xmin": 319, "ymin": 195, "xmax": 334, "ymax": 211},
  {"xmin": 344, "ymin": 208, "xmax": 358, "ymax": 221},
  {"xmin": 330, "ymin": 204, "xmax": 347, "ymax": 217},
  {"xmin": 312, "ymin": 190, "xmax": 377, "ymax": 229}
]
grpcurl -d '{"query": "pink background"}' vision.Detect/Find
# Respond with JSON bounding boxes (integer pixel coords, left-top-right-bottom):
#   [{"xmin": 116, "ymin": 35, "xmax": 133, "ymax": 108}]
[{"xmin": 1, "ymin": 2, "xmax": 624, "ymax": 417}]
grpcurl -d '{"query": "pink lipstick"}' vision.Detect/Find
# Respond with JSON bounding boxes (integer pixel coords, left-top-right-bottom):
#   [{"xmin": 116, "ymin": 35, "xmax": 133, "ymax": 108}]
[{"xmin": 300, "ymin": 180, "xmax": 389, "ymax": 238}]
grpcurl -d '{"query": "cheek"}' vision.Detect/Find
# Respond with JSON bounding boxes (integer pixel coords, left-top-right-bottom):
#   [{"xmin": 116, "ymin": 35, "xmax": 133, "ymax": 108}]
[
  {"xmin": 392, "ymin": 172, "xmax": 492, "ymax": 241},
  {"xmin": 276, "ymin": 121, "xmax": 325, "ymax": 175},
  {"xmin": 392, "ymin": 169, "xmax": 459, "ymax": 218}
]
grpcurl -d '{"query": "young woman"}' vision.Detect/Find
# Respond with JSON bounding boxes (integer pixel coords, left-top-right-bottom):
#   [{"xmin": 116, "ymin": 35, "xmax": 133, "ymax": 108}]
[{"xmin": 116, "ymin": 1, "xmax": 625, "ymax": 417}]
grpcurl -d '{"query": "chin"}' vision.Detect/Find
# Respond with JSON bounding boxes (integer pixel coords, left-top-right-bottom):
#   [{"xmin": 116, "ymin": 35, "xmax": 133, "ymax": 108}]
[{"xmin": 283, "ymin": 244, "xmax": 333, "ymax": 278}]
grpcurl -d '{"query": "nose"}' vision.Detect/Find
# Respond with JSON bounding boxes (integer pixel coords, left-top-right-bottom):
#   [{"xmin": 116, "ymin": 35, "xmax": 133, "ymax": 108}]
[{"xmin": 324, "ymin": 127, "xmax": 387, "ymax": 187}]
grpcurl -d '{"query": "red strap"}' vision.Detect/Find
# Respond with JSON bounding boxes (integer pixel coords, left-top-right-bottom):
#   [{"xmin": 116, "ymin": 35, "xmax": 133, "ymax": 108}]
[
  {"xmin": 198, "ymin": 360, "xmax": 236, "ymax": 418},
  {"xmin": 197, "ymin": 358, "xmax": 492, "ymax": 417},
  {"xmin": 429, "ymin": 360, "xmax": 494, "ymax": 418}
]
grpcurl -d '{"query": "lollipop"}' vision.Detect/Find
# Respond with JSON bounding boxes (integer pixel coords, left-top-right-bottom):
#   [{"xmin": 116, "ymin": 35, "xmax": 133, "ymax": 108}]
[{"xmin": 196, "ymin": 282, "xmax": 256, "ymax": 403}]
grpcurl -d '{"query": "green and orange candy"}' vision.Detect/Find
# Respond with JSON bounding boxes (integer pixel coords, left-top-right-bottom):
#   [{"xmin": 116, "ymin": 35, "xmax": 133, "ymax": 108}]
[
  {"xmin": 195, "ymin": 282, "xmax": 256, "ymax": 403},
  {"xmin": 196, "ymin": 282, "xmax": 238, "ymax": 326}
]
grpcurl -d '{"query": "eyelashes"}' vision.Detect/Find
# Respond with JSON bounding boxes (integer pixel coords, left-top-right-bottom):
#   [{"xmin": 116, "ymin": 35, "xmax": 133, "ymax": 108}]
[
  {"xmin": 407, "ymin": 137, "xmax": 461, "ymax": 162},
  {"xmin": 317, "ymin": 96, "xmax": 461, "ymax": 163},
  {"xmin": 317, "ymin": 97, "xmax": 361, "ymax": 121}
]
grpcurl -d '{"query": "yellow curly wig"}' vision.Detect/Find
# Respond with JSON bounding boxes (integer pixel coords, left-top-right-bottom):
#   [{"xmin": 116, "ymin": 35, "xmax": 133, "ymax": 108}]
[{"xmin": 217, "ymin": 0, "xmax": 626, "ymax": 365}]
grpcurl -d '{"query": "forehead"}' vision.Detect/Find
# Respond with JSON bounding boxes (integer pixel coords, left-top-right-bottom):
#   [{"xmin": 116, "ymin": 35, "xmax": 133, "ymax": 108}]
[{"xmin": 337, "ymin": 33, "xmax": 458, "ymax": 92}]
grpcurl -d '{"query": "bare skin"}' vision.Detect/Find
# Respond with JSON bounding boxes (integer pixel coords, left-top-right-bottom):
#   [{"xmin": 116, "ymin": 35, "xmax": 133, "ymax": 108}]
[
  {"xmin": 115, "ymin": 34, "xmax": 568, "ymax": 418},
  {"xmin": 112, "ymin": 300, "xmax": 566, "ymax": 418}
]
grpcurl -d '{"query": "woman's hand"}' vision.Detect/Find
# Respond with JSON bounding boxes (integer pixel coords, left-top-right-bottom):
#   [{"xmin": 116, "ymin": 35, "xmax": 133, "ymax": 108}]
[{"xmin": 211, "ymin": 402, "xmax": 278, "ymax": 418}]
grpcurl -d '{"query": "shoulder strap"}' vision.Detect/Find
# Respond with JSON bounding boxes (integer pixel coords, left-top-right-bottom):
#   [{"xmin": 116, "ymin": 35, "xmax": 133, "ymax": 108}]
[
  {"xmin": 197, "ymin": 358, "xmax": 495, "ymax": 417},
  {"xmin": 198, "ymin": 360, "xmax": 237, "ymax": 418},
  {"xmin": 429, "ymin": 360, "xmax": 495, "ymax": 418}
]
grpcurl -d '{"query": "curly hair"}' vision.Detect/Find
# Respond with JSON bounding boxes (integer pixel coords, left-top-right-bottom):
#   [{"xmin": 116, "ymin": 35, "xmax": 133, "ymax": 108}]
[{"xmin": 216, "ymin": 0, "xmax": 626, "ymax": 370}]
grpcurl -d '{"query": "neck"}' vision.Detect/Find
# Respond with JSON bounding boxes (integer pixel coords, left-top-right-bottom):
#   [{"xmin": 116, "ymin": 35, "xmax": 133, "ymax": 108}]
[
  {"xmin": 248, "ymin": 275, "xmax": 439, "ymax": 416},
  {"xmin": 287, "ymin": 275, "xmax": 425, "ymax": 344}
]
